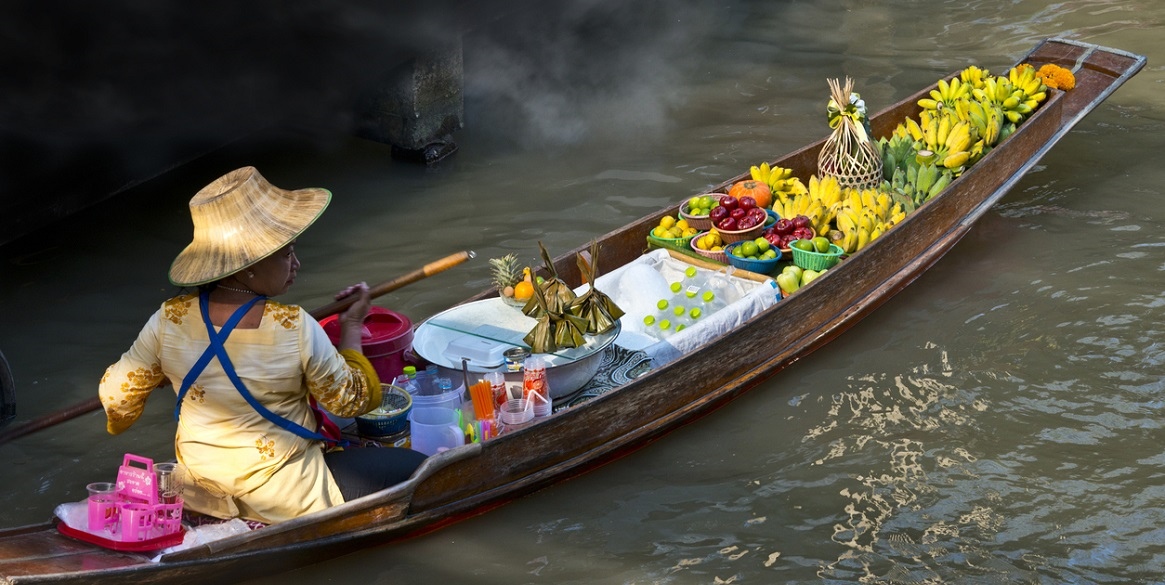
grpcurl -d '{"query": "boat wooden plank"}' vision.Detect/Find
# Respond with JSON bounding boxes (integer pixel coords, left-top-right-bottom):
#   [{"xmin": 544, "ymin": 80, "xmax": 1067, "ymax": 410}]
[{"xmin": 0, "ymin": 38, "xmax": 1145, "ymax": 585}]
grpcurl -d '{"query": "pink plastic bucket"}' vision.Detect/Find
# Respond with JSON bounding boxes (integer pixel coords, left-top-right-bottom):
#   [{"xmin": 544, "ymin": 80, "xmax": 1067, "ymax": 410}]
[{"xmin": 320, "ymin": 307, "xmax": 414, "ymax": 383}]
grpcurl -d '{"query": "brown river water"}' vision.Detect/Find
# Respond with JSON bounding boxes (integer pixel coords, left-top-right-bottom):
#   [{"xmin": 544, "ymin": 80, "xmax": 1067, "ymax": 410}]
[{"xmin": 2, "ymin": 1, "xmax": 1164, "ymax": 583}]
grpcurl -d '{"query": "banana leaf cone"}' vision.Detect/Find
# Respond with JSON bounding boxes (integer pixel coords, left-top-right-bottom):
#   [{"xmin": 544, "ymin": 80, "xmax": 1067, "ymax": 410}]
[
  {"xmin": 523, "ymin": 313, "xmax": 557, "ymax": 354},
  {"xmin": 569, "ymin": 240, "xmax": 625, "ymax": 335},
  {"xmin": 552, "ymin": 312, "xmax": 589, "ymax": 349},
  {"xmin": 522, "ymin": 283, "xmax": 557, "ymax": 353},
  {"xmin": 536, "ymin": 241, "xmax": 577, "ymax": 314}
]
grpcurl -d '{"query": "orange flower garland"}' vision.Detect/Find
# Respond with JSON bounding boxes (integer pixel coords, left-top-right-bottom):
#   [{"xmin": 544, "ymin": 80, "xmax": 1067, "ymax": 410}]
[{"xmin": 1037, "ymin": 63, "xmax": 1076, "ymax": 91}]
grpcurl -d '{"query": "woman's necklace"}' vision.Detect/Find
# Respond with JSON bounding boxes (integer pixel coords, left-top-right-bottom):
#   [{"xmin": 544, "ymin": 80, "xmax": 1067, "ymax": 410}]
[{"xmin": 216, "ymin": 283, "xmax": 259, "ymax": 295}]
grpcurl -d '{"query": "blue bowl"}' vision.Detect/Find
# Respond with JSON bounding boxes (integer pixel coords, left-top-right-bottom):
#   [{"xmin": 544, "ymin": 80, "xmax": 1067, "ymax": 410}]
[{"xmin": 724, "ymin": 241, "xmax": 783, "ymax": 274}]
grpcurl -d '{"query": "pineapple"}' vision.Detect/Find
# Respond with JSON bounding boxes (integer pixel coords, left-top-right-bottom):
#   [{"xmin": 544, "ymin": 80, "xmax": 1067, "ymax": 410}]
[{"xmin": 488, "ymin": 254, "xmax": 522, "ymax": 298}]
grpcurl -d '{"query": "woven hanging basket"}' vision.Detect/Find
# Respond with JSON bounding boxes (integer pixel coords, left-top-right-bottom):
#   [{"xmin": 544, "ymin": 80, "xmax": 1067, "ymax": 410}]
[{"xmin": 817, "ymin": 77, "xmax": 882, "ymax": 190}]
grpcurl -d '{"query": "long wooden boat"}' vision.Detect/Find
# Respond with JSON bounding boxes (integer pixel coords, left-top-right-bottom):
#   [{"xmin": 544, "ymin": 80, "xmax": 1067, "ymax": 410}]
[{"xmin": 0, "ymin": 38, "xmax": 1144, "ymax": 585}]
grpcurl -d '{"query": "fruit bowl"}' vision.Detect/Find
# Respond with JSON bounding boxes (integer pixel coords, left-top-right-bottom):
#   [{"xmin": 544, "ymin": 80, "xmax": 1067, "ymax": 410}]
[
  {"xmin": 789, "ymin": 241, "xmax": 844, "ymax": 271},
  {"xmin": 646, "ymin": 232, "xmax": 696, "ymax": 253},
  {"xmin": 689, "ymin": 231, "xmax": 728, "ymax": 263},
  {"xmin": 715, "ymin": 221, "xmax": 765, "ymax": 244},
  {"xmin": 678, "ymin": 200, "xmax": 714, "ymax": 231},
  {"xmin": 724, "ymin": 241, "xmax": 782, "ymax": 275}
]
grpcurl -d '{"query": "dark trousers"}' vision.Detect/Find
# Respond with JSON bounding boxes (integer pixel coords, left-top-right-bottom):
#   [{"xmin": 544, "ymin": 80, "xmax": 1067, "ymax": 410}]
[{"xmin": 323, "ymin": 447, "xmax": 428, "ymax": 501}]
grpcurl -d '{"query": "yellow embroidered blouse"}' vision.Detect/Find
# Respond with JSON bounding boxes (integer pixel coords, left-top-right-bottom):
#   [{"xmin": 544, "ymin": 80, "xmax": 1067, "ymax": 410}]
[{"xmin": 98, "ymin": 294, "xmax": 382, "ymax": 524}]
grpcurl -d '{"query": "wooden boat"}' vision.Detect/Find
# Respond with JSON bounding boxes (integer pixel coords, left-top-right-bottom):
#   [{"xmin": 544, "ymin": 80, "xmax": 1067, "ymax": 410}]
[{"xmin": 0, "ymin": 38, "xmax": 1144, "ymax": 585}]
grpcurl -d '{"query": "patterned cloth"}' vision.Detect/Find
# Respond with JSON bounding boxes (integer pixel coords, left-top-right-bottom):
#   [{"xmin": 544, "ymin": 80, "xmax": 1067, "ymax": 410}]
[
  {"xmin": 553, "ymin": 345, "xmax": 653, "ymax": 410},
  {"xmin": 98, "ymin": 294, "xmax": 381, "ymax": 524}
]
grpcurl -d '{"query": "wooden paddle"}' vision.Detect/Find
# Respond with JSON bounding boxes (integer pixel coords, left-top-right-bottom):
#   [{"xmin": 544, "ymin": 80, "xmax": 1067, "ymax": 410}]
[{"xmin": 0, "ymin": 250, "xmax": 475, "ymax": 445}]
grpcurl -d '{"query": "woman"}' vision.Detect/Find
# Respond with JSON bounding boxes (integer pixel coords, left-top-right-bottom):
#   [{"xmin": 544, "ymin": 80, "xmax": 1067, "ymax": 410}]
[{"xmin": 99, "ymin": 166, "xmax": 426, "ymax": 524}]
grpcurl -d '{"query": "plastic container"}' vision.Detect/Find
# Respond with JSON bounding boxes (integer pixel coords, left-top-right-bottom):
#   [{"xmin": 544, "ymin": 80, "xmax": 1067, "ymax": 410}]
[
  {"xmin": 409, "ymin": 407, "xmax": 464, "ymax": 456},
  {"xmin": 320, "ymin": 307, "xmax": 414, "ymax": 384},
  {"xmin": 640, "ymin": 267, "xmax": 730, "ymax": 340},
  {"xmin": 499, "ymin": 398, "xmax": 534, "ymax": 433},
  {"xmin": 790, "ymin": 241, "xmax": 844, "ymax": 271},
  {"xmin": 724, "ymin": 241, "xmax": 782, "ymax": 275}
]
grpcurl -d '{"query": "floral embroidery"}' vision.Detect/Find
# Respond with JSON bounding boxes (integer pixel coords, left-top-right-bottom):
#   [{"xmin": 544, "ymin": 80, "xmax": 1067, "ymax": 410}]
[
  {"xmin": 187, "ymin": 384, "xmax": 206, "ymax": 404},
  {"xmin": 163, "ymin": 295, "xmax": 194, "ymax": 325},
  {"xmin": 264, "ymin": 301, "xmax": 301, "ymax": 330},
  {"xmin": 119, "ymin": 364, "xmax": 164, "ymax": 393},
  {"xmin": 255, "ymin": 436, "xmax": 276, "ymax": 460}
]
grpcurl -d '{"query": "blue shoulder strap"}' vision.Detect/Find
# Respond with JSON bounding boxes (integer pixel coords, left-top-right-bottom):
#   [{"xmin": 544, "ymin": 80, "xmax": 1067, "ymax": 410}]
[{"xmin": 176, "ymin": 291, "xmax": 347, "ymax": 446}]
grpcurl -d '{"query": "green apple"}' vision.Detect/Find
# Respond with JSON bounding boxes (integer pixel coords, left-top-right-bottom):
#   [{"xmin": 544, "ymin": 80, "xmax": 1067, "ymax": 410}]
[
  {"xmin": 812, "ymin": 236, "xmax": 831, "ymax": 253},
  {"xmin": 793, "ymin": 239, "xmax": 815, "ymax": 252},
  {"xmin": 754, "ymin": 237, "xmax": 771, "ymax": 253}
]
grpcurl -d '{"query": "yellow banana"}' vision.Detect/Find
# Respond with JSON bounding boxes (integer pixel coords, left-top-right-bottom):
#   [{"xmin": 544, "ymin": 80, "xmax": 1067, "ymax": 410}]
[{"xmin": 856, "ymin": 227, "xmax": 871, "ymax": 251}]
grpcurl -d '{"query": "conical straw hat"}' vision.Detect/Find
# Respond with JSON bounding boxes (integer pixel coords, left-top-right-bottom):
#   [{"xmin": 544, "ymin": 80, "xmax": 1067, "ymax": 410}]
[{"xmin": 168, "ymin": 167, "xmax": 331, "ymax": 286}]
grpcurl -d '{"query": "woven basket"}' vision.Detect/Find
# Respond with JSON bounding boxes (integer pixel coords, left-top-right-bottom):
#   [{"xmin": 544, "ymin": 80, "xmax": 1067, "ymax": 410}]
[
  {"xmin": 689, "ymin": 232, "xmax": 728, "ymax": 263},
  {"xmin": 790, "ymin": 242, "xmax": 844, "ymax": 271},
  {"xmin": 818, "ymin": 77, "xmax": 883, "ymax": 190}
]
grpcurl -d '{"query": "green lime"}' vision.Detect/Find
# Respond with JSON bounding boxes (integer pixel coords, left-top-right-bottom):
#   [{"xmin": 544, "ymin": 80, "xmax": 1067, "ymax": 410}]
[
  {"xmin": 793, "ymin": 239, "xmax": 815, "ymax": 251},
  {"xmin": 740, "ymin": 241, "xmax": 759, "ymax": 257}
]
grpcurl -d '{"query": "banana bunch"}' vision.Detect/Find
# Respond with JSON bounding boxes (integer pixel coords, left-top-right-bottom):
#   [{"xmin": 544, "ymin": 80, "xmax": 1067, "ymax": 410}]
[
  {"xmin": 833, "ymin": 188, "xmax": 907, "ymax": 254},
  {"xmin": 954, "ymin": 98, "xmax": 1005, "ymax": 148},
  {"xmin": 912, "ymin": 109, "xmax": 973, "ymax": 174},
  {"xmin": 750, "ymin": 162, "xmax": 808, "ymax": 204},
  {"xmin": 917, "ymin": 77, "xmax": 972, "ymax": 112},
  {"xmin": 909, "ymin": 162, "xmax": 954, "ymax": 206},
  {"xmin": 879, "ymin": 132, "xmax": 919, "ymax": 183},
  {"xmin": 958, "ymin": 65, "xmax": 991, "ymax": 91}
]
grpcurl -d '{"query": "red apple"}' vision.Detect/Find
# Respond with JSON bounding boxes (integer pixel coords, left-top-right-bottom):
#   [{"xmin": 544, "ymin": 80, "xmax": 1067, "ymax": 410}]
[
  {"xmin": 709, "ymin": 206, "xmax": 729, "ymax": 222},
  {"xmin": 738, "ymin": 196, "xmax": 757, "ymax": 210},
  {"xmin": 747, "ymin": 207, "xmax": 767, "ymax": 224},
  {"xmin": 791, "ymin": 215, "xmax": 810, "ymax": 229},
  {"xmin": 774, "ymin": 218, "xmax": 793, "ymax": 235},
  {"xmin": 730, "ymin": 207, "xmax": 746, "ymax": 221},
  {"xmin": 718, "ymin": 217, "xmax": 738, "ymax": 231},
  {"xmin": 719, "ymin": 195, "xmax": 738, "ymax": 210}
]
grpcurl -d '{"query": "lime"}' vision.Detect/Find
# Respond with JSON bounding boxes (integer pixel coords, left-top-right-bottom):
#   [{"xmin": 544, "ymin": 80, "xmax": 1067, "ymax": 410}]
[
  {"xmin": 740, "ymin": 241, "xmax": 759, "ymax": 257},
  {"xmin": 793, "ymin": 239, "xmax": 815, "ymax": 251},
  {"xmin": 812, "ymin": 236, "xmax": 831, "ymax": 253},
  {"xmin": 699, "ymin": 195, "xmax": 714, "ymax": 209},
  {"xmin": 688, "ymin": 196, "xmax": 701, "ymax": 210},
  {"xmin": 755, "ymin": 237, "xmax": 771, "ymax": 253}
]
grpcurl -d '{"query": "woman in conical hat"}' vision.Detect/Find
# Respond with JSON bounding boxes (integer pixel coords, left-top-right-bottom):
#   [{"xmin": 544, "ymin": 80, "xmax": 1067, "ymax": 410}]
[{"xmin": 100, "ymin": 167, "xmax": 425, "ymax": 524}]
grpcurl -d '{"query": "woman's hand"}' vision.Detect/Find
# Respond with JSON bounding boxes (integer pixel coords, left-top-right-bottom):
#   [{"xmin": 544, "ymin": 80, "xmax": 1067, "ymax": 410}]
[{"xmin": 336, "ymin": 282, "xmax": 371, "ymax": 353}]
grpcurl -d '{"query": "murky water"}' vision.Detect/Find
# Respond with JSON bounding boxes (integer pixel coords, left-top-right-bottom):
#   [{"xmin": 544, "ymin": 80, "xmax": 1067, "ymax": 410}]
[{"xmin": 2, "ymin": 0, "xmax": 1164, "ymax": 583}]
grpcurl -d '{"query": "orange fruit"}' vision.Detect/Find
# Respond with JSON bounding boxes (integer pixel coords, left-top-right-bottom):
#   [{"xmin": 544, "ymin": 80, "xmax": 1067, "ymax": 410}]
[{"xmin": 514, "ymin": 280, "xmax": 535, "ymax": 301}]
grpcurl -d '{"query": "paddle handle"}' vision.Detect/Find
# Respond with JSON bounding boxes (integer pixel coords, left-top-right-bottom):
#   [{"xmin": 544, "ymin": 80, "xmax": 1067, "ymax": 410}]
[{"xmin": 308, "ymin": 250, "xmax": 475, "ymax": 320}]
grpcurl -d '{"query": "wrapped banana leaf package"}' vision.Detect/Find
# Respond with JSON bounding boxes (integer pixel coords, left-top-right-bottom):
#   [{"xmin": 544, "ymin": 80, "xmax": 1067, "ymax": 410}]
[
  {"xmin": 570, "ymin": 240, "xmax": 625, "ymax": 335},
  {"xmin": 522, "ymin": 283, "xmax": 557, "ymax": 353},
  {"xmin": 534, "ymin": 241, "xmax": 576, "ymax": 314}
]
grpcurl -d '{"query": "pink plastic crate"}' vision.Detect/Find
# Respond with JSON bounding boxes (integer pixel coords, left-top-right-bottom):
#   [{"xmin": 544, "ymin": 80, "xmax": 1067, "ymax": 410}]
[{"xmin": 77, "ymin": 453, "xmax": 185, "ymax": 545}]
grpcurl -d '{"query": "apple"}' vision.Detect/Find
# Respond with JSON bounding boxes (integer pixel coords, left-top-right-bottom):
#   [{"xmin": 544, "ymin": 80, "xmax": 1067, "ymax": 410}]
[
  {"xmin": 747, "ymin": 207, "xmax": 767, "ymax": 224},
  {"xmin": 730, "ymin": 207, "xmax": 747, "ymax": 220},
  {"xmin": 764, "ymin": 233, "xmax": 782, "ymax": 247},
  {"xmin": 738, "ymin": 196, "xmax": 757, "ymax": 210},
  {"xmin": 709, "ymin": 206, "xmax": 729, "ymax": 222},
  {"xmin": 811, "ymin": 236, "xmax": 831, "ymax": 253},
  {"xmin": 791, "ymin": 215, "xmax": 811, "ymax": 229},
  {"xmin": 792, "ymin": 227, "xmax": 815, "ymax": 241},
  {"xmin": 719, "ymin": 195, "xmax": 738, "ymax": 210},
  {"xmin": 774, "ymin": 218, "xmax": 793, "ymax": 235},
  {"xmin": 717, "ymin": 217, "xmax": 738, "ymax": 231}
]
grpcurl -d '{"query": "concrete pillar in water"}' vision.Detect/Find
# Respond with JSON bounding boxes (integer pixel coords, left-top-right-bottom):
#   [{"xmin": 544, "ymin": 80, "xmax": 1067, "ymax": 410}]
[{"xmin": 357, "ymin": 40, "xmax": 463, "ymax": 165}]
